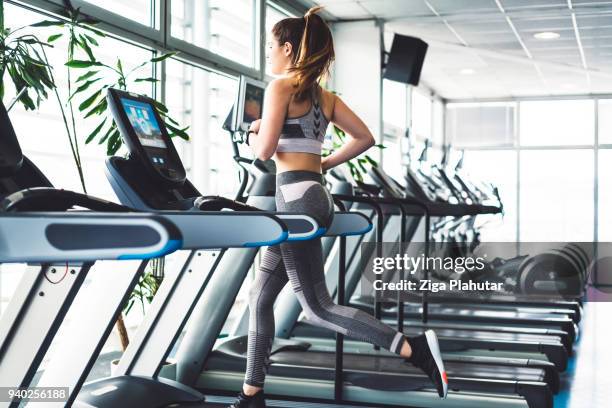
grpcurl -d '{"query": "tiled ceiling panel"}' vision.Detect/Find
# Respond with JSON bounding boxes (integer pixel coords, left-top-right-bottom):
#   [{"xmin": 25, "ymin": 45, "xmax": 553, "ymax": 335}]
[
  {"xmin": 359, "ymin": 0, "xmax": 433, "ymax": 18},
  {"xmin": 305, "ymin": 0, "xmax": 612, "ymax": 98},
  {"xmin": 502, "ymin": 0, "xmax": 567, "ymax": 10},
  {"xmin": 427, "ymin": 0, "xmax": 499, "ymax": 14}
]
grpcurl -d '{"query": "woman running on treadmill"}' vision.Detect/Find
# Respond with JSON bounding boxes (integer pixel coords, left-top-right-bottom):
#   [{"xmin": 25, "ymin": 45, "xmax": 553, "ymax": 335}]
[{"xmin": 229, "ymin": 6, "xmax": 447, "ymax": 407}]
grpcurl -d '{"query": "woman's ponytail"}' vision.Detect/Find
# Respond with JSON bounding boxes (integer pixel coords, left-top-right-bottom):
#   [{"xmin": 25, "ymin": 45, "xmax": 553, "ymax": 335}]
[{"xmin": 272, "ymin": 6, "xmax": 334, "ymax": 100}]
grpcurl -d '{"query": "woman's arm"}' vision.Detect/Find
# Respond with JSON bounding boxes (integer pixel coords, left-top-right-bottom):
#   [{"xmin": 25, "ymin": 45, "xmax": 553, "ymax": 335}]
[
  {"xmin": 322, "ymin": 96, "xmax": 375, "ymax": 171},
  {"xmin": 249, "ymin": 79, "xmax": 292, "ymax": 161}
]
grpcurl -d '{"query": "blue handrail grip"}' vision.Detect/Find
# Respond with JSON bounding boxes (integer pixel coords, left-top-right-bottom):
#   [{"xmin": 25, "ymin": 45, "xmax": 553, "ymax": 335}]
[
  {"xmin": 243, "ymin": 230, "xmax": 289, "ymax": 247},
  {"xmin": 118, "ymin": 239, "xmax": 183, "ymax": 260},
  {"xmin": 338, "ymin": 222, "xmax": 373, "ymax": 237},
  {"xmin": 286, "ymin": 227, "xmax": 327, "ymax": 242}
]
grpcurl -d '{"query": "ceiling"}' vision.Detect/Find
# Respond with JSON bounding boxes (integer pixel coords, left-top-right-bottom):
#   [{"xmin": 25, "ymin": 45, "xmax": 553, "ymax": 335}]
[{"xmin": 296, "ymin": 0, "xmax": 612, "ymax": 100}]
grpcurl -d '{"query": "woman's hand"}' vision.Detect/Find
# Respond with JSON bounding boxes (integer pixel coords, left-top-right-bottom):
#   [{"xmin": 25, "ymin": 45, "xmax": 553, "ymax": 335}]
[
  {"xmin": 321, "ymin": 156, "xmax": 329, "ymax": 172},
  {"xmin": 249, "ymin": 119, "xmax": 261, "ymax": 133}
]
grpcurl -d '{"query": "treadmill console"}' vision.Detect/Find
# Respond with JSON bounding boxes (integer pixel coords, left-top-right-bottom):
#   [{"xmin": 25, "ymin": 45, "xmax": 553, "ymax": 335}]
[
  {"xmin": 0, "ymin": 102, "xmax": 24, "ymax": 176},
  {"xmin": 231, "ymin": 75, "xmax": 266, "ymax": 132},
  {"xmin": 106, "ymin": 88, "xmax": 186, "ymax": 187}
]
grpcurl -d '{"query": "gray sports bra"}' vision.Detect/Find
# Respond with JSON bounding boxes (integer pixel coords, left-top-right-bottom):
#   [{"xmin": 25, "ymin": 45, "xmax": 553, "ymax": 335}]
[{"xmin": 276, "ymin": 87, "xmax": 330, "ymax": 156}]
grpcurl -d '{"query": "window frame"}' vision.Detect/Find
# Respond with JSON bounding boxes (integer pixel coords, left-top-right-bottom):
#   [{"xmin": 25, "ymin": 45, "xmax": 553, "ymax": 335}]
[
  {"xmin": 446, "ymin": 95, "xmax": 611, "ymax": 251},
  {"xmin": 15, "ymin": 0, "xmax": 308, "ymax": 81}
]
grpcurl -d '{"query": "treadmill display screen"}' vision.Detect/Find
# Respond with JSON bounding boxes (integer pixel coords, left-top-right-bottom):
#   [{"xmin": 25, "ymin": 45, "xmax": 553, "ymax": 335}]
[
  {"xmin": 121, "ymin": 98, "xmax": 167, "ymax": 149},
  {"xmin": 243, "ymin": 83, "xmax": 264, "ymax": 124}
]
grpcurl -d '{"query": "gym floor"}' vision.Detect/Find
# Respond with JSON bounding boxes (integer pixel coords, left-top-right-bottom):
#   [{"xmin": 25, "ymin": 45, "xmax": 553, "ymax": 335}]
[{"xmin": 556, "ymin": 301, "xmax": 612, "ymax": 408}]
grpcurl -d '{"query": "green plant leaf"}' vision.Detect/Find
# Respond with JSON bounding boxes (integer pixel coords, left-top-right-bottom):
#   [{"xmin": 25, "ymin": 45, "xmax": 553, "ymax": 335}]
[
  {"xmin": 98, "ymin": 124, "xmax": 115, "ymax": 144},
  {"xmin": 78, "ymin": 89, "xmax": 102, "ymax": 111},
  {"xmin": 116, "ymin": 58, "xmax": 123, "ymax": 74},
  {"xmin": 364, "ymin": 155, "xmax": 378, "ymax": 167},
  {"xmin": 85, "ymin": 119, "xmax": 106, "ymax": 144},
  {"xmin": 83, "ymin": 33, "xmax": 99, "ymax": 46},
  {"xmin": 107, "ymin": 129, "xmax": 122, "ymax": 155},
  {"xmin": 134, "ymin": 77, "xmax": 158, "ymax": 83},
  {"xmin": 70, "ymin": 78, "xmax": 101, "ymax": 99},
  {"xmin": 47, "ymin": 33, "xmax": 63, "ymax": 43},
  {"xmin": 65, "ymin": 59, "xmax": 103, "ymax": 68},
  {"xmin": 82, "ymin": 25, "xmax": 106, "ymax": 37},
  {"xmin": 151, "ymin": 99, "xmax": 168, "ymax": 113},
  {"xmin": 75, "ymin": 70, "xmax": 98, "ymax": 82},
  {"xmin": 78, "ymin": 34, "xmax": 95, "ymax": 61},
  {"xmin": 166, "ymin": 122, "xmax": 190, "ymax": 141},
  {"xmin": 165, "ymin": 116, "xmax": 179, "ymax": 126},
  {"xmin": 20, "ymin": 91, "xmax": 36, "ymax": 110},
  {"xmin": 356, "ymin": 159, "xmax": 367, "ymax": 174},
  {"xmin": 84, "ymin": 98, "xmax": 107, "ymax": 118},
  {"xmin": 150, "ymin": 52, "xmax": 177, "ymax": 63},
  {"xmin": 30, "ymin": 20, "xmax": 65, "ymax": 27},
  {"xmin": 374, "ymin": 143, "xmax": 386, "ymax": 149}
]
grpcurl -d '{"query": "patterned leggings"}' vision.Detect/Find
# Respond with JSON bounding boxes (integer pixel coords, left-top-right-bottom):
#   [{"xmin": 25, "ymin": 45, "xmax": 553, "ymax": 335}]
[{"xmin": 245, "ymin": 170, "xmax": 405, "ymax": 387}]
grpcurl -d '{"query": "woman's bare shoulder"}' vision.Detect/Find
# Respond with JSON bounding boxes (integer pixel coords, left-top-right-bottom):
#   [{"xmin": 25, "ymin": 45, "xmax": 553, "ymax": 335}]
[
  {"xmin": 267, "ymin": 77, "xmax": 295, "ymax": 94},
  {"xmin": 320, "ymin": 87, "xmax": 337, "ymax": 116}
]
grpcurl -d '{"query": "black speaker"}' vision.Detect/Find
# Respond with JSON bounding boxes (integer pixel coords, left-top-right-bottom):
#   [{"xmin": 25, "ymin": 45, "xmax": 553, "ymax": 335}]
[{"xmin": 383, "ymin": 34, "xmax": 428, "ymax": 86}]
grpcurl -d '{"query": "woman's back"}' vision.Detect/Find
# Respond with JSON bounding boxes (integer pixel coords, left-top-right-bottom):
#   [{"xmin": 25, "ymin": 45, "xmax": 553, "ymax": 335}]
[{"xmin": 274, "ymin": 79, "xmax": 335, "ymax": 173}]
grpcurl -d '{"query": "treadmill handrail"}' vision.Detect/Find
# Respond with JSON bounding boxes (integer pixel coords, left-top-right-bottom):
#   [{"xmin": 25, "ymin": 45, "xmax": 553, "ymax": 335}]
[
  {"xmin": 158, "ymin": 212, "xmax": 289, "ymax": 248},
  {"xmin": 1, "ymin": 187, "xmax": 131, "ymax": 213},
  {"xmin": 0, "ymin": 212, "xmax": 181, "ymax": 262}
]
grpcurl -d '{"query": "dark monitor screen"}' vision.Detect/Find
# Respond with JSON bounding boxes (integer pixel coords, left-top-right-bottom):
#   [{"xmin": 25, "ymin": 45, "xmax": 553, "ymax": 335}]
[
  {"xmin": 120, "ymin": 98, "xmax": 167, "ymax": 149},
  {"xmin": 108, "ymin": 88, "xmax": 186, "ymax": 186},
  {"xmin": 233, "ymin": 76, "xmax": 266, "ymax": 132},
  {"xmin": 243, "ymin": 83, "xmax": 264, "ymax": 124}
]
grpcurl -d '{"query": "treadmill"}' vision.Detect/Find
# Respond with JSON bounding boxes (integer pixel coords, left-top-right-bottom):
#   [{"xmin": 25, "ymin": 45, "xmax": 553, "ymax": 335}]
[
  {"xmin": 67, "ymin": 86, "xmax": 376, "ymax": 408},
  {"xmin": 74, "ymin": 86, "xmax": 555, "ymax": 407},
  {"xmin": 353, "ymin": 164, "xmax": 580, "ymax": 344},
  {"xmin": 0, "ymin": 101, "xmax": 185, "ymax": 408},
  {"xmin": 0, "ymin": 94, "xmax": 307, "ymax": 408},
  {"xmin": 274, "ymin": 170, "xmax": 569, "ymax": 372},
  {"xmin": 170, "ymin": 80, "xmax": 553, "ymax": 406}
]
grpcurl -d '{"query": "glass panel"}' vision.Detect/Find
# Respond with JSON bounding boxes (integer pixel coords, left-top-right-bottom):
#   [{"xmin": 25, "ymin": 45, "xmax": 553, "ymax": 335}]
[
  {"xmin": 382, "ymin": 80, "xmax": 406, "ymax": 179},
  {"xmin": 520, "ymin": 150, "xmax": 594, "ymax": 241},
  {"xmin": 411, "ymin": 90, "xmax": 432, "ymax": 143},
  {"xmin": 520, "ymin": 100, "xmax": 595, "ymax": 146},
  {"xmin": 463, "ymin": 150, "xmax": 518, "ymax": 242},
  {"xmin": 171, "ymin": 0, "xmax": 256, "ymax": 68},
  {"xmin": 383, "ymin": 79, "xmax": 407, "ymax": 136},
  {"xmin": 598, "ymin": 100, "xmax": 612, "ymax": 145},
  {"xmin": 265, "ymin": 4, "xmax": 292, "ymax": 76},
  {"xmin": 165, "ymin": 59, "xmax": 239, "ymax": 197},
  {"xmin": 82, "ymin": 0, "xmax": 156, "ymax": 26},
  {"xmin": 3, "ymin": 3, "xmax": 153, "ymax": 201},
  {"xmin": 446, "ymin": 103, "xmax": 515, "ymax": 148},
  {"xmin": 599, "ymin": 150, "xmax": 612, "ymax": 241},
  {"xmin": 432, "ymin": 99, "xmax": 444, "ymax": 147}
]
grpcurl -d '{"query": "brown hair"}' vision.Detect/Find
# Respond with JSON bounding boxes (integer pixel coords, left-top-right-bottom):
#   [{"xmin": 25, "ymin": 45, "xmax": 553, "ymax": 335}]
[{"xmin": 272, "ymin": 6, "xmax": 334, "ymax": 101}]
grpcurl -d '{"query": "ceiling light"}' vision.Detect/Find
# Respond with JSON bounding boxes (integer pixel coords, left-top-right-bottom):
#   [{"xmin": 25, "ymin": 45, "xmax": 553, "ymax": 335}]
[
  {"xmin": 534, "ymin": 31, "xmax": 560, "ymax": 40},
  {"xmin": 460, "ymin": 68, "xmax": 475, "ymax": 75}
]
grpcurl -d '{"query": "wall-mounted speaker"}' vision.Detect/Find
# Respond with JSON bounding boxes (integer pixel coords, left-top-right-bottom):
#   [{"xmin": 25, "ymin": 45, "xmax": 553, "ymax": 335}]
[{"xmin": 383, "ymin": 34, "xmax": 428, "ymax": 86}]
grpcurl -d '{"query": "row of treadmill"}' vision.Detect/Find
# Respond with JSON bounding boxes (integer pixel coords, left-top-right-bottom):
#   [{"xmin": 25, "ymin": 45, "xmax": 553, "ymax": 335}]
[{"xmin": 0, "ymin": 82, "xmax": 588, "ymax": 408}]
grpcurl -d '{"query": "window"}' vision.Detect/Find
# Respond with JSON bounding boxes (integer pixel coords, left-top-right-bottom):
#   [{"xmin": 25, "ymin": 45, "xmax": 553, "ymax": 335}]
[
  {"xmin": 171, "ymin": 0, "xmax": 257, "ymax": 68},
  {"xmin": 599, "ymin": 150, "xmax": 612, "ymax": 242},
  {"xmin": 432, "ymin": 99, "xmax": 444, "ymax": 147},
  {"xmin": 82, "ymin": 0, "xmax": 156, "ymax": 26},
  {"xmin": 382, "ymin": 79, "xmax": 407, "ymax": 179},
  {"xmin": 265, "ymin": 3, "xmax": 292, "ymax": 76},
  {"xmin": 165, "ymin": 59, "xmax": 239, "ymax": 197},
  {"xmin": 520, "ymin": 150, "xmax": 594, "ymax": 242},
  {"xmin": 598, "ymin": 100, "xmax": 612, "ymax": 145},
  {"xmin": 520, "ymin": 100, "xmax": 595, "ymax": 146},
  {"xmin": 446, "ymin": 103, "xmax": 515, "ymax": 148},
  {"xmin": 463, "ymin": 150, "xmax": 518, "ymax": 242},
  {"xmin": 411, "ymin": 90, "xmax": 432, "ymax": 143}
]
